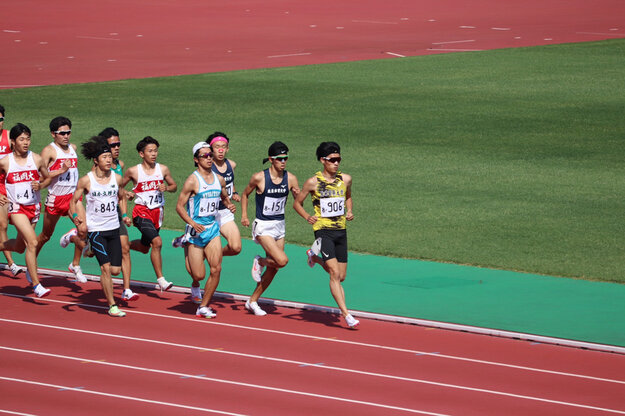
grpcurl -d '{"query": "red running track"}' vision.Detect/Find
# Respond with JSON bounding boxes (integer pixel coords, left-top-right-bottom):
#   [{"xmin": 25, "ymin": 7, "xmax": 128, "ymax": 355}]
[
  {"xmin": 1, "ymin": 272, "xmax": 624, "ymax": 415},
  {"xmin": 2, "ymin": 0, "xmax": 624, "ymax": 88}
]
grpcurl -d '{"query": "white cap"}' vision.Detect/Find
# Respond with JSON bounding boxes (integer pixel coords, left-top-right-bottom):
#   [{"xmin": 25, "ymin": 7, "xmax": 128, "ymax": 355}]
[{"xmin": 192, "ymin": 141, "xmax": 211, "ymax": 156}]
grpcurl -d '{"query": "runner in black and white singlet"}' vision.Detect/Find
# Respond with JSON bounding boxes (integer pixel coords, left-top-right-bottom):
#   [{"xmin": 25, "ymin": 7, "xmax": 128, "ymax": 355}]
[
  {"xmin": 0, "ymin": 123, "xmax": 51, "ymax": 297},
  {"xmin": 240, "ymin": 141, "xmax": 300, "ymax": 316},
  {"xmin": 70, "ymin": 136, "xmax": 131, "ymax": 317},
  {"xmin": 36, "ymin": 116, "xmax": 88, "ymax": 283}
]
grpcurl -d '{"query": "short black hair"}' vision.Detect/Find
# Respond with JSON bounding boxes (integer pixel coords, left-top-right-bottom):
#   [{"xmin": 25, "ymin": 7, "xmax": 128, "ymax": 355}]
[
  {"xmin": 206, "ymin": 131, "xmax": 229, "ymax": 143},
  {"xmin": 99, "ymin": 127, "xmax": 120, "ymax": 140},
  {"xmin": 0, "ymin": 104, "xmax": 5, "ymax": 116},
  {"xmin": 136, "ymin": 136, "xmax": 159, "ymax": 153},
  {"xmin": 50, "ymin": 116, "xmax": 72, "ymax": 132},
  {"xmin": 316, "ymin": 141, "xmax": 340, "ymax": 160},
  {"xmin": 10, "ymin": 123, "xmax": 31, "ymax": 140}
]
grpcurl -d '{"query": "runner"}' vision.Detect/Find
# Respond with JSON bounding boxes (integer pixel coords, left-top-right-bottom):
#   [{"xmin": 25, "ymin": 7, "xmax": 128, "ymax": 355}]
[
  {"xmin": 175, "ymin": 142, "xmax": 235, "ymax": 318},
  {"xmin": 240, "ymin": 141, "xmax": 299, "ymax": 316},
  {"xmin": 99, "ymin": 127, "xmax": 137, "ymax": 301},
  {"xmin": 293, "ymin": 141, "xmax": 359, "ymax": 329},
  {"xmin": 36, "ymin": 116, "xmax": 87, "ymax": 283},
  {"xmin": 173, "ymin": 132, "xmax": 242, "ymax": 256},
  {"xmin": 0, "ymin": 123, "xmax": 51, "ymax": 297},
  {"xmin": 0, "ymin": 105, "xmax": 21, "ymax": 276},
  {"xmin": 122, "ymin": 136, "xmax": 177, "ymax": 292},
  {"xmin": 69, "ymin": 136, "xmax": 131, "ymax": 317}
]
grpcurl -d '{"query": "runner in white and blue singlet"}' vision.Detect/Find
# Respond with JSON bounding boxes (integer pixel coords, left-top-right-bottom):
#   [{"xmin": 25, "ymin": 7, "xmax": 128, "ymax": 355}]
[{"xmin": 176, "ymin": 142, "xmax": 235, "ymax": 319}]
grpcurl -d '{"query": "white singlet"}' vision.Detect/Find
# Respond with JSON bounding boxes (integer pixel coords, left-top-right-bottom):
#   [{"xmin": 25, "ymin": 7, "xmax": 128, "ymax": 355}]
[
  {"xmin": 85, "ymin": 172, "xmax": 120, "ymax": 232},
  {"xmin": 132, "ymin": 163, "xmax": 164, "ymax": 209},
  {"xmin": 5, "ymin": 152, "xmax": 40, "ymax": 206},
  {"xmin": 47, "ymin": 142, "xmax": 79, "ymax": 196}
]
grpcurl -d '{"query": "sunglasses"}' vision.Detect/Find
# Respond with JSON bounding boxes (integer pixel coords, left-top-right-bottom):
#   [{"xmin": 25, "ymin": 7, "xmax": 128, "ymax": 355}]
[
  {"xmin": 109, "ymin": 142, "xmax": 121, "ymax": 148},
  {"xmin": 273, "ymin": 156, "xmax": 288, "ymax": 161},
  {"xmin": 55, "ymin": 130, "xmax": 71, "ymax": 136},
  {"xmin": 198, "ymin": 152, "xmax": 213, "ymax": 159},
  {"xmin": 323, "ymin": 156, "xmax": 342, "ymax": 163},
  {"xmin": 0, "ymin": 117, "xmax": 4, "ymax": 122}
]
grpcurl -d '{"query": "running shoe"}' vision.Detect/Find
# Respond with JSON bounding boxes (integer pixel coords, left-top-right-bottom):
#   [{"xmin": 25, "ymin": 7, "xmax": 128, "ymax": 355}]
[
  {"xmin": 59, "ymin": 228, "xmax": 77, "ymax": 248},
  {"xmin": 156, "ymin": 277, "xmax": 173, "ymax": 291},
  {"xmin": 190, "ymin": 286, "xmax": 203, "ymax": 304},
  {"xmin": 108, "ymin": 305, "xmax": 126, "ymax": 317},
  {"xmin": 245, "ymin": 300, "xmax": 267, "ymax": 316},
  {"xmin": 310, "ymin": 237, "xmax": 322, "ymax": 256},
  {"xmin": 251, "ymin": 255, "xmax": 263, "ymax": 282},
  {"xmin": 345, "ymin": 314, "xmax": 360, "ymax": 329},
  {"xmin": 33, "ymin": 283, "xmax": 51, "ymax": 298},
  {"xmin": 8, "ymin": 263, "xmax": 22, "ymax": 276},
  {"xmin": 196, "ymin": 306, "xmax": 217, "ymax": 319},
  {"xmin": 68, "ymin": 263, "xmax": 88, "ymax": 283},
  {"xmin": 82, "ymin": 241, "xmax": 94, "ymax": 258},
  {"xmin": 172, "ymin": 235, "xmax": 187, "ymax": 248},
  {"xmin": 306, "ymin": 249, "xmax": 316, "ymax": 268},
  {"xmin": 122, "ymin": 288, "xmax": 139, "ymax": 301}
]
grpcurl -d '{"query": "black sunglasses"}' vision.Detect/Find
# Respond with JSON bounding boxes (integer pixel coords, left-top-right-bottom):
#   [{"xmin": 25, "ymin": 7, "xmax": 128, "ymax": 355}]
[
  {"xmin": 273, "ymin": 156, "xmax": 288, "ymax": 162},
  {"xmin": 323, "ymin": 156, "xmax": 342, "ymax": 163},
  {"xmin": 198, "ymin": 152, "xmax": 213, "ymax": 159},
  {"xmin": 0, "ymin": 117, "xmax": 4, "ymax": 122},
  {"xmin": 109, "ymin": 142, "xmax": 121, "ymax": 148},
  {"xmin": 54, "ymin": 130, "xmax": 71, "ymax": 136}
]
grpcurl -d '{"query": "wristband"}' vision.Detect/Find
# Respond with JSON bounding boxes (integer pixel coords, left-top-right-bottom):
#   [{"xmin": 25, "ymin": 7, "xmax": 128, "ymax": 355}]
[
  {"xmin": 122, "ymin": 213, "xmax": 128, "ymax": 218},
  {"xmin": 72, "ymin": 213, "xmax": 78, "ymax": 219}
]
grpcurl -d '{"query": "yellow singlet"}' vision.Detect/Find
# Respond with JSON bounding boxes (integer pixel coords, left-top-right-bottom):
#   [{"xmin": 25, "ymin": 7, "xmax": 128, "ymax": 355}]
[{"xmin": 311, "ymin": 171, "xmax": 347, "ymax": 231}]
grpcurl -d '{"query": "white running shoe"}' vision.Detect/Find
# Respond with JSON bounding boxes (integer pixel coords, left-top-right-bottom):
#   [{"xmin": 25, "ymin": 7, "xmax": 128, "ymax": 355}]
[
  {"xmin": 251, "ymin": 255, "xmax": 263, "ymax": 282},
  {"xmin": 33, "ymin": 283, "xmax": 51, "ymax": 298},
  {"xmin": 310, "ymin": 237, "xmax": 322, "ymax": 256},
  {"xmin": 306, "ymin": 249, "xmax": 316, "ymax": 268},
  {"xmin": 245, "ymin": 300, "xmax": 267, "ymax": 316},
  {"xmin": 196, "ymin": 306, "xmax": 217, "ymax": 319},
  {"xmin": 68, "ymin": 263, "xmax": 88, "ymax": 283},
  {"xmin": 8, "ymin": 263, "xmax": 22, "ymax": 276},
  {"xmin": 59, "ymin": 228, "xmax": 77, "ymax": 248},
  {"xmin": 108, "ymin": 305, "xmax": 126, "ymax": 317},
  {"xmin": 156, "ymin": 277, "xmax": 173, "ymax": 291},
  {"xmin": 122, "ymin": 288, "xmax": 139, "ymax": 301},
  {"xmin": 345, "ymin": 314, "xmax": 360, "ymax": 329},
  {"xmin": 190, "ymin": 286, "xmax": 202, "ymax": 304}
]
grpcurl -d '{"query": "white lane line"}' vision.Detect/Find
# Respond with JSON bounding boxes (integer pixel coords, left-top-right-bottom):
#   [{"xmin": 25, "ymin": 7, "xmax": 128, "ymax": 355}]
[
  {"xmin": 576, "ymin": 32, "xmax": 625, "ymax": 36},
  {"xmin": 352, "ymin": 20, "xmax": 398, "ymax": 25},
  {"xmin": 2, "ymin": 30, "xmax": 21, "ymax": 33},
  {"xmin": 267, "ymin": 52, "xmax": 311, "ymax": 58},
  {"xmin": 0, "ymin": 410, "xmax": 37, "ymax": 416},
  {"xmin": 459, "ymin": 26, "xmax": 476, "ymax": 29},
  {"xmin": 4, "ymin": 346, "xmax": 625, "ymax": 415},
  {"xmin": 385, "ymin": 52, "xmax": 406, "ymax": 57},
  {"xmin": 0, "ymin": 376, "xmax": 247, "ymax": 416},
  {"xmin": 0, "ymin": 350, "xmax": 445, "ymax": 416},
  {"xmin": 491, "ymin": 27, "xmax": 511, "ymax": 31},
  {"xmin": 76, "ymin": 35, "xmax": 120, "ymax": 41},
  {"xmin": 2, "ymin": 296, "xmax": 624, "ymax": 386},
  {"xmin": 432, "ymin": 39, "xmax": 475, "ymax": 45},
  {"xmin": 428, "ymin": 48, "xmax": 484, "ymax": 52}
]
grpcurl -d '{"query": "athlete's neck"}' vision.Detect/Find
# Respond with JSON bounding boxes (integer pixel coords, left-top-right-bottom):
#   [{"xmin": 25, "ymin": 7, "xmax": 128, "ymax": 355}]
[{"xmin": 141, "ymin": 160, "xmax": 156, "ymax": 171}]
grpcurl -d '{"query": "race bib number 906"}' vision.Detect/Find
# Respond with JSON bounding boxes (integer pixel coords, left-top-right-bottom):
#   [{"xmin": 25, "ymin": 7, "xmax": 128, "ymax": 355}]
[{"xmin": 320, "ymin": 197, "xmax": 345, "ymax": 217}]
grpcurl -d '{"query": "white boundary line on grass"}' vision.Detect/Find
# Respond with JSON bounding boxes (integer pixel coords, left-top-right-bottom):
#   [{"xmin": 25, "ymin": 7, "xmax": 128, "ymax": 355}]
[{"xmin": 2, "ymin": 264, "xmax": 624, "ymax": 355}]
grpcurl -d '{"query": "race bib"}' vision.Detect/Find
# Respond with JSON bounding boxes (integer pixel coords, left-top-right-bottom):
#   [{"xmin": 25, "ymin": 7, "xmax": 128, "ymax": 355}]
[
  {"xmin": 226, "ymin": 182, "xmax": 234, "ymax": 197},
  {"xmin": 198, "ymin": 197, "xmax": 219, "ymax": 217},
  {"xmin": 263, "ymin": 196, "xmax": 286, "ymax": 216},
  {"xmin": 320, "ymin": 197, "xmax": 345, "ymax": 217}
]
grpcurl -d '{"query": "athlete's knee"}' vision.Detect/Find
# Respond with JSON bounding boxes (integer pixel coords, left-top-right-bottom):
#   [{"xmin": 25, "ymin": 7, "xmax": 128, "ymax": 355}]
[
  {"xmin": 274, "ymin": 254, "xmax": 289, "ymax": 269},
  {"xmin": 151, "ymin": 237, "xmax": 162, "ymax": 250},
  {"xmin": 38, "ymin": 231, "xmax": 51, "ymax": 245},
  {"xmin": 210, "ymin": 263, "xmax": 222, "ymax": 276},
  {"xmin": 228, "ymin": 241, "xmax": 242, "ymax": 255},
  {"xmin": 110, "ymin": 266, "xmax": 121, "ymax": 276}
]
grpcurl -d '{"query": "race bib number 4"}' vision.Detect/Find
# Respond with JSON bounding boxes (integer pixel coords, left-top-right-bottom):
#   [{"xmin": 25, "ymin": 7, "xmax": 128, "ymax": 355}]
[
  {"xmin": 320, "ymin": 197, "xmax": 345, "ymax": 217},
  {"xmin": 263, "ymin": 196, "xmax": 286, "ymax": 216}
]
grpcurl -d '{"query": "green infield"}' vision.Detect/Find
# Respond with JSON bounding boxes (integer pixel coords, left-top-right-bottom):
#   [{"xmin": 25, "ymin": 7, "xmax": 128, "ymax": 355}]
[{"xmin": 1, "ymin": 39, "xmax": 624, "ymax": 283}]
